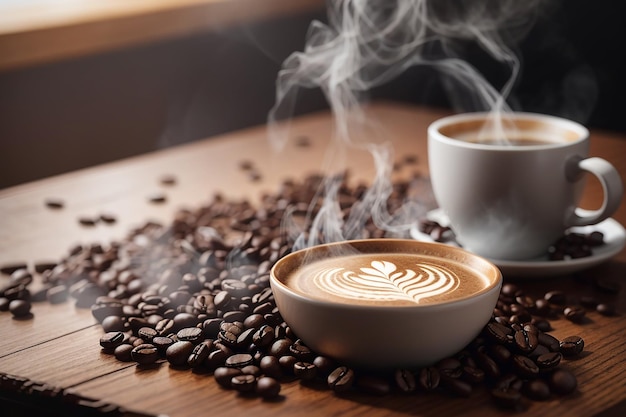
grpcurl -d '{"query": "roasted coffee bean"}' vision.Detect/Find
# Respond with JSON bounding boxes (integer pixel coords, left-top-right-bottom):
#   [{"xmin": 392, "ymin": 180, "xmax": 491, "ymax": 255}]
[
  {"xmin": 596, "ymin": 303, "xmax": 616, "ymax": 316},
  {"xmin": 394, "ymin": 369, "xmax": 417, "ymax": 393},
  {"xmin": 294, "ymin": 362, "xmax": 317, "ymax": 381},
  {"xmin": 188, "ymin": 341, "xmax": 212, "ymax": 368},
  {"xmin": 289, "ymin": 339, "xmax": 312, "ymax": 359},
  {"xmin": 101, "ymin": 316, "xmax": 126, "ymax": 333},
  {"xmin": 440, "ymin": 374, "xmax": 472, "ymax": 397},
  {"xmin": 205, "ymin": 349, "xmax": 228, "ymax": 370},
  {"xmin": 514, "ymin": 328, "xmax": 538, "ymax": 353},
  {"xmin": 152, "ymin": 336, "xmax": 175, "ymax": 354},
  {"xmin": 177, "ymin": 327, "xmax": 203, "ymax": 343},
  {"xmin": 259, "ymin": 355, "xmax": 282, "ymax": 378},
  {"xmin": 131, "ymin": 344, "xmax": 159, "ymax": 365},
  {"xmin": 214, "ymin": 367, "xmax": 242, "ymax": 388},
  {"xmin": 328, "ymin": 366, "xmax": 355, "ymax": 393},
  {"xmin": 137, "ymin": 327, "xmax": 158, "ymax": 342},
  {"xmin": 491, "ymin": 387, "xmax": 522, "ymax": 409},
  {"xmin": 9, "ymin": 299, "xmax": 31, "ymax": 318},
  {"xmin": 148, "ymin": 192, "xmax": 167, "ymax": 204},
  {"xmin": 461, "ymin": 366, "xmax": 485, "ymax": 385},
  {"xmin": 269, "ymin": 338, "xmax": 292, "ymax": 357},
  {"xmin": 560, "ymin": 335, "xmax": 585, "ymax": 357},
  {"xmin": 418, "ymin": 367, "xmax": 440, "ymax": 391},
  {"xmin": 512, "ymin": 355, "xmax": 539, "ymax": 378},
  {"xmin": 474, "ymin": 348, "xmax": 501, "ymax": 379},
  {"xmin": 252, "ymin": 325, "xmax": 274, "ymax": 347},
  {"xmin": 114, "ymin": 344, "xmax": 133, "ymax": 362},
  {"xmin": 563, "ymin": 305, "xmax": 586, "ymax": 323},
  {"xmin": 494, "ymin": 374, "xmax": 523, "ymax": 391},
  {"xmin": 486, "ymin": 322, "xmax": 513, "ymax": 345},
  {"xmin": 549, "ymin": 369, "xmax": 578, "ymax": 395},
  {"xmin": 99, "ymin": 331, "xmax": 126, "ymax": 350},
  {"xmin": 538, "ymin": 332, "xmax": 561, "ymax": 352},
  {"xmin": 544, "ymin": 290, "xmax": 566, "ymax": 305},
  {"xmin": 166, "ymin": 341, "xmax": 194, "ymax": 366},
  {"xmin": 255, "ymin": 376, "xmax": 281, "ymax": 399},
  {"xmin": 225, "ymin": 353, "xmax": 254, "ymax": 369},
  {"xmin": 488, "ymin": 344, "xmax": 512, "ymax": 365},
  {"xmin": 231, "ymin": 374, "xmax": 256, "ymax": 392},
  {"xmin": 523, "ymin": 379, "xmax": 551, "ymax": 401},
  {"xmin": 535, "ymin": 352, "xmax": 562, "ymax": 371}
]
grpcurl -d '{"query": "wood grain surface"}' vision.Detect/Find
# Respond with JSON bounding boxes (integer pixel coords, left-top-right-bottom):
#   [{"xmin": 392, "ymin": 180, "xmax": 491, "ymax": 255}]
[{"xmin": 1, "ymin": 102, "xmax": 625, "ymax": 417}]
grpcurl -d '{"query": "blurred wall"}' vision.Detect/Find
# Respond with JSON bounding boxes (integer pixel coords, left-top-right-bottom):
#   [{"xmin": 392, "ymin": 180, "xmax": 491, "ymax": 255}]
[{"xmin": 0, "ymin": 9, "xmax": 328, "ymax": 189}]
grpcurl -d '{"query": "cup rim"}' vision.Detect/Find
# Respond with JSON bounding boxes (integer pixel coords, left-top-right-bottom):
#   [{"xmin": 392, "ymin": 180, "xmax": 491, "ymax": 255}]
[
  {"xmin": 270, "ymin": 239, "xmax": 502, "ymax": 311},
  {"xmin": 428, "ymin": 111, "xmax": 589, "ymax": 151}
]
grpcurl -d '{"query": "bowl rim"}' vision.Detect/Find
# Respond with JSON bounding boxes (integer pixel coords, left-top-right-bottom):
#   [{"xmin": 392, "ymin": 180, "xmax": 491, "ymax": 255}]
[{"xmin": 270, "ymin": 238, "xmax": 503, "ymax": 310}]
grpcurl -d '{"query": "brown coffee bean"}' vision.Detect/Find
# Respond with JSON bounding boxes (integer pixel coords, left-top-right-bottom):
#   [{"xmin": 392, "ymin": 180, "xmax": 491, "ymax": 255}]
[
  {"xmin": 524, "ymin": 378, "xmax": 551, "ymax": 401},
  {"xmin": 549, "ymin": 369, "xmax": 578, "ymax": 395},
  {"xmin": 418, "ymin": 366, "xmax": 440, "ymax": 391},
  {"xmin": 394, "ymin": 369, "xmax": 417, "ymax": 393},
  {"xmin": 255, "ymin": 376, "xmax": 281, "ymax": 399},
  {"xmin": 9, "ymin": 299, "xmax": 31, "ymax": 318},
  {"xmin": 131, "ymin": 344, "xmax": 159, "ymax": 365},
  {"xmin": 563, "ymin": 305, "xmax": 586, "ymax": 323},
  {"xmin": 214, "ymin": 367, "xmax": 242, "ymax": 388},
  {"xmin": 560, "ymin": 335, "xmax": 585, "ymax": 357},
  {"xmin": 328, "ymin": 366, "xmax": 355, "ymax": 393}
]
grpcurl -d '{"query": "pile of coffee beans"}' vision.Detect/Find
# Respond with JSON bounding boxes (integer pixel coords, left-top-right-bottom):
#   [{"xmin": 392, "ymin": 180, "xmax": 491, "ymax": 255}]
[
  {"xmin": 0, "ymin": 171, "xmax": 621, "ymax": 412},
  {"xmin": 417, "ymin": 219, "xmax": 606, "ymax": 260}
]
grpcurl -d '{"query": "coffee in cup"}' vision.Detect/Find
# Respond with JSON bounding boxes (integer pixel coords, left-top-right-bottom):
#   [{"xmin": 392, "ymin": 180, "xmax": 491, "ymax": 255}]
[
  {"xmin": 271, "ymin": 239, "xmax": 502, "ymax": 368},
  {"xmin": 428, "ymin": 112, "xmax": 623, "ymax": 261}
]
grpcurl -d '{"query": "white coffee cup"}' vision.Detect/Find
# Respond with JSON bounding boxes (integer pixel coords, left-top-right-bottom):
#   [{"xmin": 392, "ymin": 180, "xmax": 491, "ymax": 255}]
[{"xmin": 428, "ymin": 112, "xmax": 623, "ymax": 261}]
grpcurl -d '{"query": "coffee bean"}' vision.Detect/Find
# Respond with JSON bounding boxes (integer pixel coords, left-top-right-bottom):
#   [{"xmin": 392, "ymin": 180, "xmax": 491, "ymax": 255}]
[
  {"xmin": 536, "ymin": 351, "xmax": 562, "ymax": 371},
  {"xmin": 560, "ymin": 335, "xmax": 584, "ymax": 357},
  {"xmin": 524, "ymin": 378, "xmax": 551, "ymax": 401},
  {"xmin": 231, "ymin": 374, "xmax": 256, "ymax": 392},
  {"xmin": 101, "ymin": 316, "xmax": 126, "ymax": 333},
  {"xmin": 418, "ymin": 367, "xmax": 440, "ymax": 391},
  {"xmin": 114, "ymin": 344, "xmax": 133, "ymax": 362},
  {"xmin": 166, "ymin": 341, "xmax": 194, "ymax": 366},
  {"xmin": 328, "ymin": 366, "xmax": 355, "ymax": 393},
  {"xmin": 259, "ymin": 355, "xmax": 282, "ymax": 378},
  {"xmin": 99, "ymin": 331, "xmax": 126, "ymax": 350},
  {"xmin": 486, "ymin": 322, "xmax": 513, "ymax": 345},
  {"xmin": 563, "ymin": 305, "xmax": 586, "ymax": 323},
  {"xmin": 491, "ymin": 387, "xmax": 522, "ymax": 409},
  {"xmin": 225, "ymin": 353, "xmax": 254, "ymax": 369},
  {"xmin": 544, "ymin": 290, "xmax": 566, "ymax": 305},
  {"xmin": 596, "ymin": 303, "xmax": 616, "ymax": 316},
  {"xmin": 512, "ymin": 355, "xmax": 539, "ymax": 378},
  {"xmin": 214, "ymin": 367, "xmax": 242, "ymax": 388},
  {"xmin": 514, "ymin": 328, "xmax": 538, "ymax": 353},
  {"xmin": 187, "ymin": 341, "xmax": 211, "ymax": 368},
  {"xmin": 176, "ymin": 327, "xmax": 203, "ymax": 343},
  {"xmin": 394, "ymin": 369, "xmax": 417, "ymax": 393},
  {"xmin": 537, "ymin": 332, "xmax": 561, "ymax": 352},
  {"xmin": 440, "ymin": 374, "xmax": 472, "ymax": 397},
  {"xmin": 549, "ymin": 369, "xmax": 578, "ymax": 395},
  {"xmin": 131, "ymin": 344, "xmax": 159, "ymax": 365},
  {"xmin": 152, "ymin": 336, "xmax": 175, "ymax": 354},
  {"xmin": 137, "ymin": 327, "xmax": 158, "ymax": 342},
  {"xmin": 461, "ymin": 366, "xmax": 485, "ymax": 385},
  {"xmin": 0, "ymin": 263, "xmax": 28, "ymax": 275},
  {"xmin": 255, "ymin": 376, "xmax": 281, "ymax": 399},
  {"xmin": 294, "ymin": 362, "xmax": 317, "ymax": 381},
  {"xmin": 9, "ymin": 299, "xmax": 31, "ymax": 318}
]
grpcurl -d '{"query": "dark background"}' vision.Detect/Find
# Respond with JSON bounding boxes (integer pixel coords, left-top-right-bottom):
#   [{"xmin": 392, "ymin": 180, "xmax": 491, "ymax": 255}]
[{"xmin": 1, "ymin": 0, "xmax": 624, "ymax": 189}]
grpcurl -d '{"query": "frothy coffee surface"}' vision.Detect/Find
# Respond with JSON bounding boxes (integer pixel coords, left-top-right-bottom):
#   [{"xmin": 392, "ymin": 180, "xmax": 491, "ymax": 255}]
[{"xmin": 285, "ymin": 253, "xmax": 490, "ymax": 306}]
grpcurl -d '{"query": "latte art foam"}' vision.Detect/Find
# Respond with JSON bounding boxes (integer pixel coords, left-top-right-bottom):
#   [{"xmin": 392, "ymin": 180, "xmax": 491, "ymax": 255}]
[
  {"xmin": 287, "ymin": 253, "xmax": 490, "ymax": 306},
  {"xmin": 314, "ymin": 260, "xmax": 460, "ymax": 304}
]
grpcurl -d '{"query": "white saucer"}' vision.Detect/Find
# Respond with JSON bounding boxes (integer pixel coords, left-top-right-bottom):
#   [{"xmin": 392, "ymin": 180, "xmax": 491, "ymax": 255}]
[{"xmin": 410, "ymin": 209, "xmax": 626, "ymax": 277}]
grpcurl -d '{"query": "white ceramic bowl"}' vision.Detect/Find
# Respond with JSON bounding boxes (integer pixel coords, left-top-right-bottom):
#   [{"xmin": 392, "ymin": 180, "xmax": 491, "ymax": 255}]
[{"xmin": 270, "ymin": 239, "xmax": 502, "ymax": 369}]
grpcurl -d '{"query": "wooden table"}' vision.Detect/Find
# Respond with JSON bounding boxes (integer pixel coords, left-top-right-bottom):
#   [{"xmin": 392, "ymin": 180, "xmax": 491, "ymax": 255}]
[{"xmin": 1, "ymin": 102, "xmax": 625, "ymax": 416}]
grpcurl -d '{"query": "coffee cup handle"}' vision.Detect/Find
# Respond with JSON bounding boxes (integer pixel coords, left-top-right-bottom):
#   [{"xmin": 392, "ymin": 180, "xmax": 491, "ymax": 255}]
[{"xmin": 568, "ymin": 157, "xmax": 623, "ymax": 227}]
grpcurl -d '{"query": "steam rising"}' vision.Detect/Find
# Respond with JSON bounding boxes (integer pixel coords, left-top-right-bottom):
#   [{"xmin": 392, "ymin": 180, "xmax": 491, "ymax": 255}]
[{"xmin": 269, "ymin": 0, "xmax": 550, "ymax": 250}]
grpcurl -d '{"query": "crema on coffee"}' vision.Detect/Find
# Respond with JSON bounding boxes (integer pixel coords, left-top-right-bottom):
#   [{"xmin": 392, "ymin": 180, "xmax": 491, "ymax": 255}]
[{"xmin": 283, "ymin": 252, "xmax": 492, "ymax": 306}]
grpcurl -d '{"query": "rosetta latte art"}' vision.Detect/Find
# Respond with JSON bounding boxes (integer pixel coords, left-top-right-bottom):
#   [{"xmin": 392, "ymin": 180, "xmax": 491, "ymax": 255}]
[{"xmin": 313, "ymin": 260, "xmax": 460, "ymax": 304}]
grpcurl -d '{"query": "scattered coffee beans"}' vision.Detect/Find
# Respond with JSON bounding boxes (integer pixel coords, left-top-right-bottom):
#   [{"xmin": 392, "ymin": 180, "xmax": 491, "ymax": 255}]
[{"xmin": 1, "ymin": 171, "xmax": 621, "ymax": 411}]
